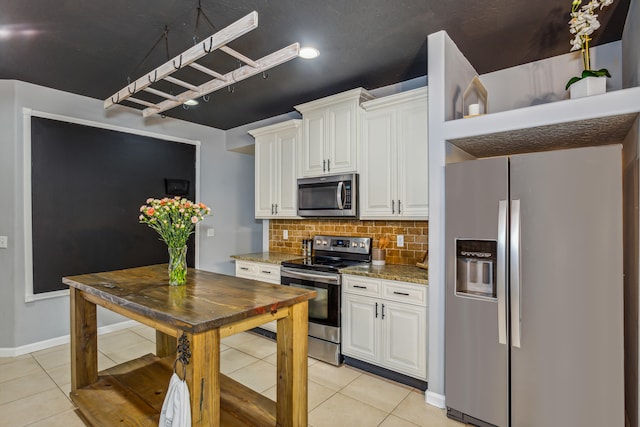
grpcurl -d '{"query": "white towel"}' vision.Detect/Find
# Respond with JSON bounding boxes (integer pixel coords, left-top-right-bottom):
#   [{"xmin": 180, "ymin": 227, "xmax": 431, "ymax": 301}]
[{"xmin": 159, "ymin": 372, "xmax": 191, "ymax": 427}]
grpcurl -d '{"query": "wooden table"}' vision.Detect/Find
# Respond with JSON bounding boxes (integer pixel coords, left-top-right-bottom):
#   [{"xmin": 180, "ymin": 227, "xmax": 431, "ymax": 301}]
[{"xmin": 64, "ymin": 264, "xmax": 316, "ymax": 427}]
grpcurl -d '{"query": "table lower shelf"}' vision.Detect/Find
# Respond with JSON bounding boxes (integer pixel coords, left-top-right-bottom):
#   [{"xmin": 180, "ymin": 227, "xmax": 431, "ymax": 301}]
[{"xmin": 70, "ymin": 354, "xmax": 276, "ymax": 427}]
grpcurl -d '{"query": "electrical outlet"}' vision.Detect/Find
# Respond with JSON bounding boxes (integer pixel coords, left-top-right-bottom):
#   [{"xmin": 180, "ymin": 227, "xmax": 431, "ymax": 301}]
[
  {"xmin": 0, "ymin": 236, "xmax": 7, "ymax": 248},
  {"xmin": 206, "ymin": 228, "xmax": 215, "ymax": 237},
  {"xmin": 397, "ymin": 234, "xmax": 404, "ymax": 247},
  {"xmin": 283, "ymin": 230, "xmax": 288, "ymax": 240}
]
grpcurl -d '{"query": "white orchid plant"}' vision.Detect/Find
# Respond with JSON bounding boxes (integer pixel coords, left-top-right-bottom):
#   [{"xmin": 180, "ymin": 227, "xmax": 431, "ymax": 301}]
[{"xmin": 566, "ymin": 0, "xmax": 614, "ymax": 90}]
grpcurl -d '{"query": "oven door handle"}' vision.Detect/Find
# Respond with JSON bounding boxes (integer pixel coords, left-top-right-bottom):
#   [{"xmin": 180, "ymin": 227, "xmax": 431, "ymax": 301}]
[{"xmin": 280, "ymin": 267, "xmax": 340, "ymax": 285}]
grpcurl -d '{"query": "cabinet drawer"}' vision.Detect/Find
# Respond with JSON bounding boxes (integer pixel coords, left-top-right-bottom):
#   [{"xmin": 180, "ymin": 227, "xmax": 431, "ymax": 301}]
[
  {"xmin": 256, "ymin": 263, "xmax": 281, "ymax": 283},
  {"xmin": 343, "ymin": 275, "xmax": 380, "ymax": 297},
  {"xmin": 235, "ymin": 261, "xmax": 257, "ymax": 278},
  {"xmin": 382, "ymin": 280, "xmax": 427, "ymax": 306}
]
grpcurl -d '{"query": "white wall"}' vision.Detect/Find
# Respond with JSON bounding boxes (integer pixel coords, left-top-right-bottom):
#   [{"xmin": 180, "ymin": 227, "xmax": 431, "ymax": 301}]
[
  {"xmin": 0, "ymin": 80, "xmax": 261, "ymax": 352},
  {"xmin": 482, "ymin": 41, "xmax": 622, "ymax": 113}
]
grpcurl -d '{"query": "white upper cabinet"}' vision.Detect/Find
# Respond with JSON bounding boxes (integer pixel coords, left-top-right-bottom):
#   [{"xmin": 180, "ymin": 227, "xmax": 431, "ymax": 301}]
[
  {"xmin": 295, "ymin": 88, "xmax": 374, "ymax": 177},
  {"xmin": 249, "ymin": 120, "xmax": 301, "ymax": 219},
  {"xmin": 360, "ymin": 87, "xmax": 429, "ymax": 219}
]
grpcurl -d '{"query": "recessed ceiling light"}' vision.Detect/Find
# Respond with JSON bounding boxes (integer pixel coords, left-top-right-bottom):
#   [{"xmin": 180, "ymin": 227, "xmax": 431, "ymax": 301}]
[
  {"xmin": 299, "ymin": 47, "xmax": 320, "ymax": 59},
  {"xmin": 184, "ymin": 99, "xmax": 199, "ymax": 106}
]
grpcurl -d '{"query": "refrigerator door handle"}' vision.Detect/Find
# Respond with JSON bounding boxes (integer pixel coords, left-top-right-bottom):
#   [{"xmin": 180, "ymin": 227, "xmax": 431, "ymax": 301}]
[
  {"xmin": 510, "ymin": 199, "xmax": 522, "ymax": 348},
  {"xmin": 497, "ymin": 200, "xmax": 508, "ymax": 345}
]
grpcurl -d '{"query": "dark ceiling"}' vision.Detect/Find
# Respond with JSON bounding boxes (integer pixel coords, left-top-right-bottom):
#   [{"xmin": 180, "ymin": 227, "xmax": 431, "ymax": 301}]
[{"xmin": 0, "ymin": 0, "xmax": 631, "ymax": 130}]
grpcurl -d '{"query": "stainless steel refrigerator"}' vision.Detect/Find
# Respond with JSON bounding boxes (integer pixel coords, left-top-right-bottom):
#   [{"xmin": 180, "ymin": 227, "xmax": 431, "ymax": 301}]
[{"xmin": 444, "ymin": 145, "xmax": 624, "ymax": 427}]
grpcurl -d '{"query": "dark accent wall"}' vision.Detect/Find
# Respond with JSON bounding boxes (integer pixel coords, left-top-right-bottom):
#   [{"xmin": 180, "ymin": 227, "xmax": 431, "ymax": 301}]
[{"xmin": 30, "ymin": 117, "xmax": 196, "ymax": 294}]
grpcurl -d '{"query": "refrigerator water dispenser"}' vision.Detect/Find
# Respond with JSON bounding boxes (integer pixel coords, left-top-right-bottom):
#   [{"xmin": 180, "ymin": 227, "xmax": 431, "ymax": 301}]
[{"xmin": 455, "ymin": 239, "xmax": 497, "ymax": 299}]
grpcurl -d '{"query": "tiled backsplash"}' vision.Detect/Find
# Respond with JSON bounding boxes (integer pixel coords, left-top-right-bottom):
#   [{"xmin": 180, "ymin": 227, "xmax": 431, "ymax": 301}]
[{"xmin": 269, "ymin": 219, "xmax": 428, "ymax": 266}]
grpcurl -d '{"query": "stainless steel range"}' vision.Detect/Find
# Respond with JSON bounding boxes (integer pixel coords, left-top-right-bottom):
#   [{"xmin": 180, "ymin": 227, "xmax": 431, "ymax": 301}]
[{"xmin": 280, "ymin": 235, "xmax": 371, "ymax": 365}]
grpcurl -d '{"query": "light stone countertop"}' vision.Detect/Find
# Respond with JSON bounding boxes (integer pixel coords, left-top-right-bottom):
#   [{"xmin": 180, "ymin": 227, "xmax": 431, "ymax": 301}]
[
  {"xmin": 230, "ymin": 252, "xmax": 301, "ymax": 265},
  {"xmin": 231, "ymin": 252, "xmax": 428, "ymax": 285},
  {"xmin": 340, "ymin": 263, "xmax": 428, "ymax": 285}
]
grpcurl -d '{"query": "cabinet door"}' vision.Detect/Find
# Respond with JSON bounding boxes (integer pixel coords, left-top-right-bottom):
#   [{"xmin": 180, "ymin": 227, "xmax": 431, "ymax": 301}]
[
  {"xmin": 381, "ymin": 300, "xmax": 427, "ymax": 380},
  {"xmin": 397, "ymin": 101, "xmax": 428, "ymax": 218},
  {"xmin": 326, "ymin": 101, "xmax": 357, "ymax": 174},
  {"xmin": 342, "ymin": 293, "xmax": 379, "ymax": 363},
  {"xmin": 276, "ymin": 127, "xmax": 299, "ymax": 217},
  {"xmin": 360, "ymin": 108, "xmax": 396, "ymax": 218},
  {"xmin": 301, "ymin": 110, "xmax": 326, "ymax": 177},
  {"xmin": 254, "ymin": 135, "xmax": 276, "ymax": 218}
]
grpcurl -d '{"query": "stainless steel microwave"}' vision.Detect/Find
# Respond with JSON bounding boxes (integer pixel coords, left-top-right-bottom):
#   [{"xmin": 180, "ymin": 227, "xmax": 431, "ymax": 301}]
[{"xmin": 297, "ymin": 173, "xmax": 358, "ymax": 217}]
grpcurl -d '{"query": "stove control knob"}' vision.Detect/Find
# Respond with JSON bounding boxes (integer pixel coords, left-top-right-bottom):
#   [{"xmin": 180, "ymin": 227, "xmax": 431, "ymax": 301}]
[
  {"xmin": 360, "ymin": 242, "xmax": 365, "ymax": 248},
  {"xmin": 351, "ymin": 242, "xmax": 357, "ymax": 247}
]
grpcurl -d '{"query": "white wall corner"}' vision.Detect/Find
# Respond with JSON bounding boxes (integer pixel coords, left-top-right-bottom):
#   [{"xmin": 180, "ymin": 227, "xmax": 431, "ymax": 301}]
[{"xmin": 426, "ymin": 390, "xmax": 446, "ymax": 409}]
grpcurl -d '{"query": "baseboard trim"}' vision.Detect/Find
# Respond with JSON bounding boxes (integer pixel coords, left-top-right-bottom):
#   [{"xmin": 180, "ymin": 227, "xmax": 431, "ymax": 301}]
[
  {"xmin": 426, "ymin": 390, "xmax": 446, "ymax": 408},
  {"xmin": 0, "ymin": 320, "xmax": 140, "ymax": 357}
]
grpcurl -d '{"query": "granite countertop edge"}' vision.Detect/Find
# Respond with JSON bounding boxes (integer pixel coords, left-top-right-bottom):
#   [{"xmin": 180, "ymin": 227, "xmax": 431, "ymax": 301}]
[
  {"xmin": 231, "ymin": 252, "xmax": 428, "ymax": 285},
  {"xmin": 339, "ymin": 264, "xmax": 428, "ymax": 286},
  {"xmin": 230, "ymin": 252, "xmax": 301, "ymax": 265}
]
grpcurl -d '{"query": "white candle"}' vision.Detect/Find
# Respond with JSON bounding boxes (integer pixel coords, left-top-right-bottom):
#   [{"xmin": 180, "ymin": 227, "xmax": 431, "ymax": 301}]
[{"xmin": 468, "ymin": 103, "xmax": 480, "ymax": 116}]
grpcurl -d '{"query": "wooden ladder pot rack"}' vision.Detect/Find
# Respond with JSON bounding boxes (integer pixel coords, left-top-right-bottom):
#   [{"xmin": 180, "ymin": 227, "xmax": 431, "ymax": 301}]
[{"xmin": 104, "ymin": 11, "xmax": 299, "ymax": 117}]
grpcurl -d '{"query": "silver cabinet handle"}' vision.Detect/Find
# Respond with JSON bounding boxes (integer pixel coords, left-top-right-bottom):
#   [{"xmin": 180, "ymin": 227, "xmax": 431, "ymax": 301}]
[
  {"xmin": 375, "ymin": 302, "xmax": 378, "ymax": 318},
  {"xmin": 353, "ymin": 285, "xmax": 367, "ymax": 289},
  {"xmin": 261, "ymin": 270, "xmax": 271, "ymax": 274},
  {"xmin": 398, "ymin": 200, "xmax": 401, "ymax": 214},
  {"xmin": 497, "ymin": 200, "xmax": 508, "ymax": 345},
  {"xmin": 510, "ymin": 199, "xmax": 522, "ymax": 348},
  {"xmin": 271, "ymin": 204, "xmax": 274, "ymax": 215},
  {"xmin": 381, "ymin": 303, "xmax": 385, "ymax": 319},
  {"xmin": 392, "ymin": 200, "xmax": 395, "ymax": 214},
  {"xmin": 327, "ymin": 158, "xmax": 331, "ymax": 172},
  {"xmin": 240, "ymin": 267, "xmax": 249, "ymax": 271},
  {"xmin": 393, "ymin": 291, "xmax": 410, "ymax": 296},
  {"xmin": 323, "ymin": 159, "xmax": 326, "ymax": 172},
  {"xmin": 275, "ymin": 204, "xmax": 278, "ymax": 214}
]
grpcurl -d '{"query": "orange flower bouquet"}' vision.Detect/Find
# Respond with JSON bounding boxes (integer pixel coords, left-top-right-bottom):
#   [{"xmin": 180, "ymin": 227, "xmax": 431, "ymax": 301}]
[{"xmin": 139, "ymin": 197, "xmax": 210, "ymax": 285}]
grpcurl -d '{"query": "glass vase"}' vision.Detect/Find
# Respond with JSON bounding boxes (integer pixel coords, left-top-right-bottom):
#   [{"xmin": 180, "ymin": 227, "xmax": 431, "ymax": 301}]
[{"xmin": 168, "ymin": 245, "xmax": 188, "ymax": 286}]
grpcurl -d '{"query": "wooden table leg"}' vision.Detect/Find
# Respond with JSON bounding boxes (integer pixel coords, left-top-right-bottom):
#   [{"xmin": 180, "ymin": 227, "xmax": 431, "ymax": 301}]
[
  {"xmin": 186, "ymin": 329, "xmax": 221, "ymax": 426},
  {"xmin": 276, "ymin": 301, "xmax": 309, "ymax": 427},
  {"xmin": 70, "ymin": 287, "xmax": 98, "ymax": 391},
  {"xmin": 156, "ymin": 330, "xmax": 177, "ymax": 358}
]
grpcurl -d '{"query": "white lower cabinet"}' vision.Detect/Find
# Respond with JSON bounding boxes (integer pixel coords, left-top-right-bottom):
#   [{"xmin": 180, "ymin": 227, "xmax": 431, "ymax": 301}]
[
  {"xmin": 235, "ymin": 260, "xmax": 281, "ymax": 332},
  {"xmin": 342, "ymin": 275, "xmax": 427, "ymax": 380}
]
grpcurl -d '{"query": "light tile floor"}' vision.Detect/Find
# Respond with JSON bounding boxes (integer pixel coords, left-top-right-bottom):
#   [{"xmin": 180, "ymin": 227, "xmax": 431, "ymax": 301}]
[{"xmin": 0, "ymin": 325, "xmax": 467, "ymax": 426}]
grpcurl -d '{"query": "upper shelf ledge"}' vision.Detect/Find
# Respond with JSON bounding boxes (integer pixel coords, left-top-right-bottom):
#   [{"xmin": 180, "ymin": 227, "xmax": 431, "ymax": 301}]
[{"xmin": 443, "ymin": 87, "xmax": 640, "ymax": 158}]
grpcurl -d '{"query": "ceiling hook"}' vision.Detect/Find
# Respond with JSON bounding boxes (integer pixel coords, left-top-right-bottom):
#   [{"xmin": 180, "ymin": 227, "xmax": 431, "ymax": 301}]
[
  {"xmin": 111, "ymin": 93, "xmax": 120, "ymax": 104},
  {"xmin": 173, "ymin": 54, "xmax": 183, "ymax": 70},
  {"xmin": 202, "ymin": 94, "xmax": 210, "ymax": 102},
  {"xmin": 147, "ymin": 70, "xmax": 158, "ymax": 84},
  {"xmin": 202, "ymin": 36, "xmax": 213, "ymax": 53},
  {"xmin": 262, "ymin": 71, "xmax": 269, "ymax": 80},
  {"xmin": 127, "ymin": 82, "xmax": 137, "ymax": 95}
]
